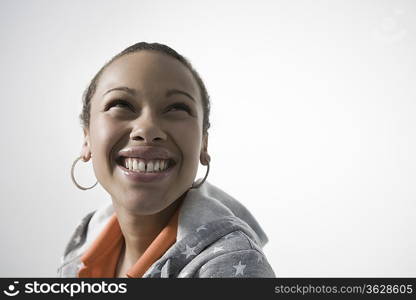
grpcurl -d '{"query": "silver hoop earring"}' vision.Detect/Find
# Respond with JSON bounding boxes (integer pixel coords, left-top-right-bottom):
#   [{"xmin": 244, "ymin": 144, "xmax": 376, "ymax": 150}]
[
  {"xmin": 191, "ymin": 162, "xmax": 210, "ymax": 189},
  {"xmin": 71, "ymin": 156, "xmax": 98, "ymax": 190}
]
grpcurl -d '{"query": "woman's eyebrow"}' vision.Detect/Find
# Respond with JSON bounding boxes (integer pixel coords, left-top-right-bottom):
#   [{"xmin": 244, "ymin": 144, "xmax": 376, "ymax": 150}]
[
  {"xmin": 102, "ymin": 86, "xmax": 195, "ymax": 103},
  {"xmin": 103, "ymin": 86, "xmax": 136, "ymax": 96},
  {"xmin": 166, "ymin": 89, "xmax": 196, "ymax": 103}
]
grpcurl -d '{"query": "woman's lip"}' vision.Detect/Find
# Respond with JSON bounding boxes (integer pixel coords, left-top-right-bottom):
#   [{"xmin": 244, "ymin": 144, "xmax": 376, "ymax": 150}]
[
  {"xmin": 117, "ymin": 146, "xmax": 176, "ymax": 162},
  {"xmin": 116, "ymin": 161, "xmax": 175, "ymax": 183}
]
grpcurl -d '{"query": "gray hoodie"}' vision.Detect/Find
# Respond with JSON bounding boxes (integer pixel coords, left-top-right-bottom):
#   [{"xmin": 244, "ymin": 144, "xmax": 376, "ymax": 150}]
[{"xmin": 57, "ymin": 181, "xmax": 276, "ymax": 278}]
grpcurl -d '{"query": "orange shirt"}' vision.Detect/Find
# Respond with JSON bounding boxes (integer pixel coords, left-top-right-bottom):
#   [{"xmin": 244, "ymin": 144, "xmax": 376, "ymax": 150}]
[{"xmin": 78, "ymin": 206, "xmax": 180, "ymax": 278}]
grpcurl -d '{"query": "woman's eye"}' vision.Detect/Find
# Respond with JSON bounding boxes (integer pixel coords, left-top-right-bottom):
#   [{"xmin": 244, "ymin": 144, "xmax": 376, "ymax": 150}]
[
  {"xmin": 107, "ymin": 100, "xmax": 132, "ymax": 110},
  {"xmin": 167, "ymin": 103, "xmax": 191, "ymax": 114}
]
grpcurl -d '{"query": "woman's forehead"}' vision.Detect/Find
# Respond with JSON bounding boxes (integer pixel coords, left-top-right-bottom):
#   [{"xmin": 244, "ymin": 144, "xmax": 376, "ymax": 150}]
[{"xmin": 96, "ymin": 51, "xmax": 200, "ymax": 100}]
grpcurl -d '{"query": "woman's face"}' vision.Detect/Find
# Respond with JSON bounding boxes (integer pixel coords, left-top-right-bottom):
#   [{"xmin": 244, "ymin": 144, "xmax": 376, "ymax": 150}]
[{"xmin": 82, "ymin": 51, "xmax": 208, "ymax": 215}]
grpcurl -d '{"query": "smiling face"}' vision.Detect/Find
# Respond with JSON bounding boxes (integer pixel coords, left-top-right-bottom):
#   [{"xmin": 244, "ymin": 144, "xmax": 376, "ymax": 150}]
[{"xmin": 81, "ymin": 50, "xmax": 209, "ymax": 215}]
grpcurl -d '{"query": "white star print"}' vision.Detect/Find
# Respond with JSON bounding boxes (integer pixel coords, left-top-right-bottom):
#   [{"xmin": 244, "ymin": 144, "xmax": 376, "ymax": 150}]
[
  {"xmin": 196, "ymin": 225, "xmax": 207, "ymax": 232},
  {"xmin": 73, "ymin": 235, "xmax": 81, "ymax": 244},
  {"xmin": 256, "ymin": 252, "xmax": 263, "ymax": 263},
  {"xmin": 233, "ymin": 261, "xmax": 246, "ymax": 276},
  {"xmin": 151, "ymin": 264, "xmax": 161, "ymax": 274},
  {"xmin": 181, "ymin": 244, "xmax": 197, "ymax": 259},
  {"xmin": 212, "ymin": 246, "xmax": 224, "ymax": 254}
]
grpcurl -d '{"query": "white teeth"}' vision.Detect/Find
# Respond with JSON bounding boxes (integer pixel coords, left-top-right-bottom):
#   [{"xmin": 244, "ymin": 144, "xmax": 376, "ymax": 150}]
[
  {"xmin": 147, "ymin": 161, "xmax": 154, "ymax": 172},
  {"xmin": 123, "ymin": 158, "xmax": 171, "ymax": 173},
  {"xmin": 154, "ymin": 160, "xmax": 160, "ymax": 172},
  {"xmin": 138, "ymin": 160, "xmax": 146, "ymax": 172}
]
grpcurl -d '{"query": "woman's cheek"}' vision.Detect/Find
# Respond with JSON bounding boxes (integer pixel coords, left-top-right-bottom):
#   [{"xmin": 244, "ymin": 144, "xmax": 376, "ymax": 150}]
[
  {"xmin": 172, "ymin": 121, "xmax": 201, "ymax": 153},
  {"xmin": 90, "ymin": 118, "xmax": 123, "ymax": 181},
  {"xmin": 174, "ymin": 124, "xmax": 202, "ymax": 181}
]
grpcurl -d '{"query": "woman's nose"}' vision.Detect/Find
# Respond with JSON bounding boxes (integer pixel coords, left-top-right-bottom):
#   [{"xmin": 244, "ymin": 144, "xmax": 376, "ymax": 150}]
[{"xmin": 129, "ymin": 111, "xmax": 167, "ymax": 143}]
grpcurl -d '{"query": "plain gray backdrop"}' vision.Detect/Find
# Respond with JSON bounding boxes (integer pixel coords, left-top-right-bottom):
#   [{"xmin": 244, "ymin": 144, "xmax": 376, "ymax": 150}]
[{"xmin": 0, "ymin": 0, "xmax": 415, "ymax": 277}]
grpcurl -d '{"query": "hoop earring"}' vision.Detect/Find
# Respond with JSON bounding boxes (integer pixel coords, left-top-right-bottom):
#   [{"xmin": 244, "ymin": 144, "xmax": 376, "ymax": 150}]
[
  {"xmin": 71, "ymin": 156, "xmax": 98, "ymax": 190},
  {"xmin": 191, "ymin": 162, "xmax": 210, "ymax": 189}
]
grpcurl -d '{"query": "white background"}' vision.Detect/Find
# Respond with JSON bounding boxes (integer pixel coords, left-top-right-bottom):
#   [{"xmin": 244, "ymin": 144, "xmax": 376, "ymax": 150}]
[{"xmin": 0, "ymin": 0, "xmax": 415, "ymax": 277}]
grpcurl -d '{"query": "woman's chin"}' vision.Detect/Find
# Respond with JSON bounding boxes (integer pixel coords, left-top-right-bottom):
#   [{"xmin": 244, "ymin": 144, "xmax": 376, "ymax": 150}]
[{"xmin": 112, "ymin": 192, "xmax": 172, "ymax": 215}]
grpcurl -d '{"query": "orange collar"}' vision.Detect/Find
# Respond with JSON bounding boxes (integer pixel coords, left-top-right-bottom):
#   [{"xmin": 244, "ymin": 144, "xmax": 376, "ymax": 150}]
[{"xmin": 78, "ymin": 205, "xmax": 180, "ymax": 278}]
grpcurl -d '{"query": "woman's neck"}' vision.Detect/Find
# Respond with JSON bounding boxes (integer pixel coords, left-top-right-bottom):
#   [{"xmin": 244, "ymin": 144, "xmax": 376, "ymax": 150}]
[{"xmin": 112, "ymin": 194, "xmax": 184, "ymax": 275}]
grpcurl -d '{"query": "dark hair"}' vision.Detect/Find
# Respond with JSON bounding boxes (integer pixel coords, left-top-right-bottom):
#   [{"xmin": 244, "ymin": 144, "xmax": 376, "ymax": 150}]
[{"xmin": 79, "ymin": 42, "xmax": 211, "ymax": 134}]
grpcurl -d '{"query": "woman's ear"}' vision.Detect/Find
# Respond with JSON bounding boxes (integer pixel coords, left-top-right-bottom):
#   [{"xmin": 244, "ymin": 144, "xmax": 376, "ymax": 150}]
[
  {"xmin": 200, "ymin": 133, "xmax": 211, "ymax": 165},
  {"xmin": 80, "ymin": 128, "xmax": 92, "ymax": 162}
]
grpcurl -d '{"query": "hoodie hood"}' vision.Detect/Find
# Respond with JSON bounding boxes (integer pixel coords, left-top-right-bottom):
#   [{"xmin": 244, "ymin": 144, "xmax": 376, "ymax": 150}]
[{"xmin": 178, "ymin": 181, "xmax": 268, "ymax": 247}]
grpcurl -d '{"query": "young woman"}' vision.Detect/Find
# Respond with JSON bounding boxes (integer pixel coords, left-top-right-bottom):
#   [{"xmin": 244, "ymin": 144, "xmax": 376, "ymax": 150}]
[{"xmin": 58, "ymin": 42, "xmax": 275, "ymax": 278}]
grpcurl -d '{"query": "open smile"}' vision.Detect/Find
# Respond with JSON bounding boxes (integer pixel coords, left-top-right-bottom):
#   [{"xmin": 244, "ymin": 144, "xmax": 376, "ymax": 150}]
[
  {"xmin": 115, "ymin": 146, "xmax": 178, "ymax": 183},
  {"xmin": 116, "ymin": 157, "xmax": 176, "ymax": 173},
  {"xmin": 116, "ymin": 158, "xmax": 177, "ymax": 183}
]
